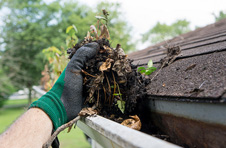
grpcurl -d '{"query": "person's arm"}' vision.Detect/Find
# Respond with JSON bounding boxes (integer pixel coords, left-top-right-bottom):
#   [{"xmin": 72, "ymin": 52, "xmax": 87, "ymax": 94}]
[
  {"xmin": 0, "ymin": 42, "xmax": 99, "ymax": 147},
  {"xmin": 0, "ymin": 108, "xmax": 52, "ymax": 148}
]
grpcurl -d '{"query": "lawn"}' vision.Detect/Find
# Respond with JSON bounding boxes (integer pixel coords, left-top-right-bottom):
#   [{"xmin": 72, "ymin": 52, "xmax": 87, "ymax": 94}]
[
  {"xmin": 4, "ymin": 98, "xmax": 38, "ymax": 106},
  {"xmin": 0, "ymin": 99, "xmax": 91, "ymax": 148}
]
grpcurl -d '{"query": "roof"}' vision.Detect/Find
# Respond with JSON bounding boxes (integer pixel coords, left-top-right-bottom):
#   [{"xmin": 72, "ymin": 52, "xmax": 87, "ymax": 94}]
[{"xmin": 129, "ymin": 18, "xmax": 226, "ymax": 100}]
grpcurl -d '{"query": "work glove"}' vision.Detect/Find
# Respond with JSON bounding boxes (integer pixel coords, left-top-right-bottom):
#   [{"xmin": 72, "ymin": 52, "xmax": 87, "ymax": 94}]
[{"xmin": 29, "ymin": 42, "xmax": 99, "ymax": 130}]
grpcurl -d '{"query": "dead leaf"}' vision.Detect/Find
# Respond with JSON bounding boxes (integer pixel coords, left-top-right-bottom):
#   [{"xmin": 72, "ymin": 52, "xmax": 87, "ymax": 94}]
[
  {"xmin": 99, "ymin": 24, "xmax": 110, "ymax": 40},
  {"xmin": 112, "ymin": 58, "xmax": 132, "ymax": 76},
  {"xmin": 116, "ymin": 47, "xmax": 125, "ymax": 56},
  {"xmin": 78, "ymin": 108, "xmax": 97, "ymax": 116},
  {"xmin": 84, "ymin": 31, "xmax": 94, "ymax": 41},
  {"xmin": 90, "ymin": 25, "xmax": 98, "ymax": 39},
  {"xmin": 103, "ymin": 45, "xmax": 114, "ymax": 57},
  {"xmin": 121, "ymin": 115, "xmax": 142, "ymax": 130},
  {"xmin": 103, "ymin": 45, "xmax": 112, "ymax": 52},
  {"xmin": 115, "ymin": 117, "xmax": 123, "ymax": 123},
  {"xmin": 85, "ymin": 73, "xmax": 104, "ymax": 103},
  {"xmin": 99, "ymin": 58, "xmax": 114, "ymax": 72}
]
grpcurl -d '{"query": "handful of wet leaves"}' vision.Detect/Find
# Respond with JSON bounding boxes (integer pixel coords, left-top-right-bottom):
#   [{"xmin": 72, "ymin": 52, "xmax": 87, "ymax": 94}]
[{"xmin": 67, "ymin": 10, "xmax": 148, "ymax": 130}]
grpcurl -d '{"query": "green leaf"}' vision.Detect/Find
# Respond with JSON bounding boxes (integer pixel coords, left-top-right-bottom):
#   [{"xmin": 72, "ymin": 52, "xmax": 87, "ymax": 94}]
[
  {"xmin": 137, "ymin": 67, "xmax": 146, "ymax": 74},
  {"xmin": 148, "ymin": 59, "xmax": 153, "ymax": 68},
  {"xmin": 66, "ymin": 25, "xmax": 78, "ymax": 37},
  {"xmin": 113, "ymin": 93, "xmax": 122, "ymax": 96},
  {"xmin": 147, "ymin": 67, "xmax": 157, "ymax": 73},
  {"xmin": 42, "ymin": 46, "xmax": 62, "ymax": 55},
  {"xmin": 116, "ymin": 100, "xmax": 125, "ymax": 113},
  {"xmin": 66, "ymin": 26, "xmax": 73, "ymax": 34},
  {"xmin": 145, "ymin": 67, "xmax": 157, "ymax": 75},
  {"xmin": 72, "ymin": 24, "xmax": 78, "ymax": 33},
  {"xmin": 145, "ymin": 70, "xmax": 152, "ymax": 75},
  {"xmin": 66, "ymin": 36, "xmax": 71, "ymax": 47}
]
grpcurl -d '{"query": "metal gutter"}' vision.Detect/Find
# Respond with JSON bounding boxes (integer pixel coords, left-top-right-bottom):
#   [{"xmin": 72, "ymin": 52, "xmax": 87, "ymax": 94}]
[
  {"xmin": 77, "ymin": 115, "xmax": 181, "ymax": 148},
  {"xmin": 144, "ymin": 97, "xmax": 226, "ymax": 147},
  {"xmin": 32, "ymin": 86, "xmax": 181, "ymax": 148},
  {"xmin": 148, "ymin": 98, "xmax": 226, "ymax": 126}
]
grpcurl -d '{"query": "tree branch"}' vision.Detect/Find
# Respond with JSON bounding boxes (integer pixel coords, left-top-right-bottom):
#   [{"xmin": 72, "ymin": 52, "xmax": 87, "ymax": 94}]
[{"xmin": 42, "ymin": 116, "xmax": 81, "ymax": 148}]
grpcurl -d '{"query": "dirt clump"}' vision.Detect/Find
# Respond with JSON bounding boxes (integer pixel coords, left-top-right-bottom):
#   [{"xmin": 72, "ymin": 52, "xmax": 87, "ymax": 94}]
[{"xmin": 67, "ymin": 38, "xmax": 149, "ymax": 124}]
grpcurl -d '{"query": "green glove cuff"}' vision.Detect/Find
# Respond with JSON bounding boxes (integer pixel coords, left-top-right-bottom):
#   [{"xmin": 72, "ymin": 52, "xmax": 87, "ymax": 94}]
[{"xmin": 29, "ymin": 69, "xmax": 67, "ymax": 130}]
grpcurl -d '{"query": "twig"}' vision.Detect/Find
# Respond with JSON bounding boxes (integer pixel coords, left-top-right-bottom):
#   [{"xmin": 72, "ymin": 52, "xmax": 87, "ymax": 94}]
[
  {"xmin": 42, "ymin": 116, "xmax": 81, "ymax": 148},
  {"xmin": 102, "ymin": 85, "xmax": 107, "ymax": 103},
  {"xmin": 112, "ymin": 71, "xmax": 116, "ymax": 105},
  {"xmin": 81, "ymin": 69, "xmax": 96, "ymax": 78},
  {"xmin": 96, "ymin": 89, "xmax": 100, "ymax": 107},
  {"xmin": 151, "ymin": 65, "xmax": 164, "ymax": 81},
  {"xmin": 151, "ymin": 46, "xmax": 181, "ymax": 81},
  {"xmin": 105, "ymin": 74, "xmax": 111, "ymax": 105}
]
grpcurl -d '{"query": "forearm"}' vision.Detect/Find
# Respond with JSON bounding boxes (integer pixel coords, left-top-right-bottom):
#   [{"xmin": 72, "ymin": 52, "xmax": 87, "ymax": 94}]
[{"xmin": 0, "ymin": 108, "xmax": 53, "ymax": 148}]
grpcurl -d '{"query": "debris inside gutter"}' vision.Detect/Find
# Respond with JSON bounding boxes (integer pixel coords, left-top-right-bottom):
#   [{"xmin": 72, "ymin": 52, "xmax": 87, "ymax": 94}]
[{"xmin": 67, "ymin": 10, "xmax": 149, "ymax": 131}]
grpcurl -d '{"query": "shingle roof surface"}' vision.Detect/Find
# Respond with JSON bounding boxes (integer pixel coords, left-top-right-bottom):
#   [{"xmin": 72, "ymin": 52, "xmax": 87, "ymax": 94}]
[{"xmin": 129, "ymin": 19, "xmax": 226, "ymax": 100}]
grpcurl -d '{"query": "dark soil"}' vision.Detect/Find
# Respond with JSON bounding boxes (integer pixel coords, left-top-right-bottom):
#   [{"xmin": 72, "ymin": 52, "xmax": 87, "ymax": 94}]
[{"xmin": 67, "ymin": 38, "xmax": 149, "ymax": 122}]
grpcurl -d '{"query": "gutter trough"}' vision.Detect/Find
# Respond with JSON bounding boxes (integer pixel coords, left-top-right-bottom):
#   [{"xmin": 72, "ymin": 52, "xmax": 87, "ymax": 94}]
[
  {"xmin": 77, "ymin": 115, "xmax": 181, "ymax": 148},
  {"xmin": 143, "ymin": 97, "xmax": 226, "ymax": 148}
]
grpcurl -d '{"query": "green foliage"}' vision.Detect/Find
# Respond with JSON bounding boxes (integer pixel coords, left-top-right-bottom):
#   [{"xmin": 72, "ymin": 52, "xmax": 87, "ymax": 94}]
[
  {"xmin": 138, "ymin": 60, "xmax": 157, "ymax": 75},
  {"xmin": 114, "ymin": 82, "xmax": 125, "ymax": 113},
  {"xmin": 148, "ymin": 59, "xmax": 153, "ymax": 67},
  {"xmin": 213, "ymin": 10, "xmax": 226, "ymax": 22},
  {"xmin": 116, "ymin": 100, "xmax": 125, "ymax": 114},
  {"xmin": 0, "ymin": 69, "xmax": 15, "ymax": 108},
  {"xmin": 66, "ymin": 25, "xmax": 78, "ymax": 48},
  {"xmin": 142, "ymin": 19, "xmax": 190, "ymax": 44},
  {"xmin": 0, "ymin": 0, "xmax": 134, "ymax": 95}
]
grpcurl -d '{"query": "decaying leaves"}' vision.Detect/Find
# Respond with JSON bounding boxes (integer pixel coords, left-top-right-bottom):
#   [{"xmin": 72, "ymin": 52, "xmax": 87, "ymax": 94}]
[
  {"xmin": 85, "ymin": 73, "xmax": 104, "ymax": 103},
  {"xmin": 84, "ymin": 31, "xmax": 94, "ymax": 41},
  {"xmin": 90, "ymin": 25, "xmax": 98, "ymax": 39},
  {"xmin": 78, "ymin": 108, "xmax": 97, "ymax": 116},
  {"xmin": 99, "ymin": 58, "xmax": 114, "ymax": 72},
  {"xmin": 112, "ymin": 59, "xmax": 132, "ymax": 77},
  {"xmin": 67, "ymin": 10, "xmax": 149, "ymax": 128},
  {"xmin": 121, "ymin": 115, "xmax": 142, "ymax": 131},
  {"xmin": 99, "ymin": 24, "xmax": 110, "ymax": 40}
]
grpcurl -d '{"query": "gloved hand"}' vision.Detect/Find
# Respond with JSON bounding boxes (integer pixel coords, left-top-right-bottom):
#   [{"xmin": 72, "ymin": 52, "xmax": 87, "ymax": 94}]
[{"xmin": 29, "ymin": 42, "xmax": 99, "ymax": 130}]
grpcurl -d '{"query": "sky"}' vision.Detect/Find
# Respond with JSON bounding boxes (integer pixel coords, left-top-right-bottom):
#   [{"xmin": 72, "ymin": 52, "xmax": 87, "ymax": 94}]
[
  {"xmin": 1, "ymin": 0, "xmax": 226, "ymax": 50},
  {"xmin": 81, "ymin": 0, "xmax": 226, "ymax": 49}
]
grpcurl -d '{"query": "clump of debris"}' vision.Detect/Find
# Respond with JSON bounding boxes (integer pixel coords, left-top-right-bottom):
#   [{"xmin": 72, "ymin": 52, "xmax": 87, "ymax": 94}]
[{"xmin": 67, "ymin": 10, "xmax": 149, "ymax": 130}]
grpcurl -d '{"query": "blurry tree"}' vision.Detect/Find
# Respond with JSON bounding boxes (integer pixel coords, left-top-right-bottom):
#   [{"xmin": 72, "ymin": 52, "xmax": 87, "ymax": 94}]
[
  {"xmin": 0, "ymin": 66, "xmax": 15, "ymax": 108},
  {"xmin": 142, "ymin": 19, "xmax": 190, "ymax": 44},
  {"xmin": 0, "ymin": 0, "xmax": 134, "ymax": 104},
  {"xmin": 213, "ymin": 10, "xmax": 226, "ymax": 22},
  {"xmin": 0, "ymin": 0, "xmax": 94, "ymax": 104}
]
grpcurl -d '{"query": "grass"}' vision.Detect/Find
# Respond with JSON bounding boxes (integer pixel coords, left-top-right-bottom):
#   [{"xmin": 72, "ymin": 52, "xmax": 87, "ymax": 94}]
[
  {"xmin": 0, "ymin": 107, "xmax": 26, "ymax": 132},
  {"xmin": 0, "ymin": 99, "xmax": 91, "ymax": 148},
  {"xmin": 4, "ymin": 99, "xmax": 29, "ymax": 105},
  {"xmin": 4, "ymin": 98, "xmax": 38, "ymax": 106}
]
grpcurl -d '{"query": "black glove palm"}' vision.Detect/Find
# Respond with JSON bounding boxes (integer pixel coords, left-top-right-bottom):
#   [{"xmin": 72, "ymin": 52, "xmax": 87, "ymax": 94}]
[{"xmin": 30, "ymin": 42, "xmax": 99, "ymax": 129}]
